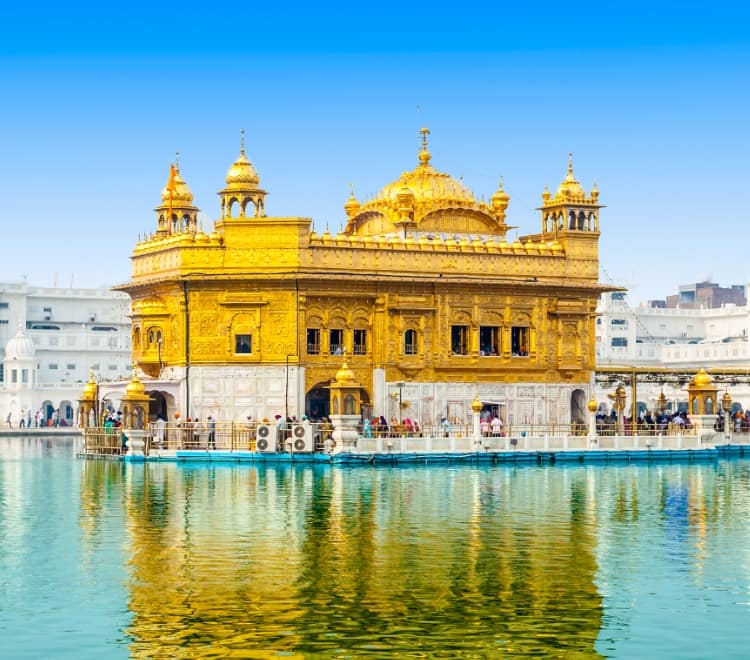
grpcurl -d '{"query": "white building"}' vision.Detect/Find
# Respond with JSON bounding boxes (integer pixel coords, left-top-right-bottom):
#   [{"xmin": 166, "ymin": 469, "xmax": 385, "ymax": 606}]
[
  {"xmin": 0, "ymin": 281, "xmax": 131, "ymax": 426},
  {"xmin": 595, "ymin": 287, "xmax": 750, "ymax": 415}
]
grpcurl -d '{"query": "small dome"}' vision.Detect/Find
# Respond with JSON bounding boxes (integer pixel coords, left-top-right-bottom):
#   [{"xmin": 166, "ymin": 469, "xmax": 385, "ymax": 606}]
[
  {"xmin": 81, "ymin": 371, "xmax": 97, "ymax": 401},
  {"xmin": 555, "ymin": 155, "xmax": 586, "ymax": 199},
  {"xmin": 334, "ymin": 359, "xmax": 356, "ymax": 384},
  {"xmin": 691, "ymin": 368, "xmax": 713, "ymax": 387},
  {"xmin": 344, "ymin": 190, "xmax": 360, "ymax": 217},
  {"xmin": 491, "ymin": 178, "xmax": 510, "ymax": 217},
  {"xmin": 225, "ymin": 149, "xmax": 260, "ymax": 188},
  {"xmin": 125, "ymin": 372, "xmax": 146, "ymax": 397},
  {"xmin": 4, "ymin": 324, "xmax": 35, "ymax": 361},
  {"xmin": 161, "ymin": 166, "xmax": 194, "ymax": 204}
]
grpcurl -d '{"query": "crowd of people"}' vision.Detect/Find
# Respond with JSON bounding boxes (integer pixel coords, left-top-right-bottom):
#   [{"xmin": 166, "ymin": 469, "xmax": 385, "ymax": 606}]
[
  {"xmin": 596, "ymin": 408, "xmax": 693, "ymax": 435},
  {"xmin": 5, "ymin": 408, "xmax": 63, "ymax": 429}
]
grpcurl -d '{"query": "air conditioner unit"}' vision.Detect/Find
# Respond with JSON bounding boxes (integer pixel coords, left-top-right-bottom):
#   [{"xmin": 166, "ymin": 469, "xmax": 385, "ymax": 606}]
[
  {"xmin": 291, "ymin": 423, "xmax": 313, "ymax": 452},
  {"xmin": 255, "ymin": 423, "xmax": 275, "ymax": 452}
]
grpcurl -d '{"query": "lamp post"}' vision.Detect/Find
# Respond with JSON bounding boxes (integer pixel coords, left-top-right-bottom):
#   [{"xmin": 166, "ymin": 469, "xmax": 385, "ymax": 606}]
[
  {"xmin": 722, "ymin": 390, "xmax": 732, "ymax": 442},
  {"xmin": 657, "ymin": 390, "xmax": 667, "ymax": 415},
  {"xmin": 613, "ymin": 384, "xmax": 627, "ymax": 435},
  {"xmin": 394, "ymin": 381, "xmax": 404, "ymax": 424}
]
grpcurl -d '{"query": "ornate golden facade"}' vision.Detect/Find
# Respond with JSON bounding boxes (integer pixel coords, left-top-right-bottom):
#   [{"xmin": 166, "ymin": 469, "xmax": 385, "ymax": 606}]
[{"xmin": 118, "ymin": 129, "xmax": 609, "ymax": 426}]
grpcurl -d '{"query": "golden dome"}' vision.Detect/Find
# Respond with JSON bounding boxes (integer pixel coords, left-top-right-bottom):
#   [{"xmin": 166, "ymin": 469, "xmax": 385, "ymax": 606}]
[
  {"xmin": 555, "ymin": 154, "xmax": 586, "ymax": 199},
  {"xmin": 691, "ymin": 368, "xmax": 713, "ymax": 387},
  {"xmin": 125, "ymin": 374, "xmax": 146, "ymax": 397},
  {"xmin": 81, "ymin": 371, "xmax": 97, "ymax": 401},
  {"xmin": 160, "ymin": 165, "xmax": 194, "ymax": 204},
  {"xmin": 344, "ymin": 185, "xmax": 360, "ymax": 217},
  {"xmin": 471, "ymin": 394, "xmax": 483, "ymax": 413},
  {"xmin": 334, "ymin": 359, "xmax": 356, "ymax": 384},
  {"xmin": 372, "ymin": 128, "xmax": 475, "ymax": 209},
  {"xmin": 225, "ymin": 150, "xmax": 260, "ymax": 188},
  {"xmin": 123, "ymin": 363, "xmax": 146, "ymax": 398},
  {"xmin": 224, "ymin": 129, "xmax": 260, "ymax": 189}
]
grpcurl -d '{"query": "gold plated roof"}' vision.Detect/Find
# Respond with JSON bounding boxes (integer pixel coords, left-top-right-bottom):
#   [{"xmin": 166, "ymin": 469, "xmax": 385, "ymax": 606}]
[
  {"xmin": 344, "ymin": 128, "xmax": 510, "ymax": 237},
  {"xmin": 225, "ymin": 129, "xmax": 260, "ymax": 189},
  {"xmin": 81, "ymin": 371, "xmax": 97, "ymax": 401},
  {"xmin": 691, "ymin": 368, "xmax": 713, "ymax": 387},
  {"xmin": 334, "ymin": 358, "xmax": 356, "ymax": 384},
  {"xmin": 375, "ymin": 129, "xmax": 475, "ymax": 207},
  {"xmin": 554, "ymin": 154, "xmax": 586, "ymax": 200},
  {"xmin": 160, "ymin": 166, "xmax": 194, "ymax": 204}
]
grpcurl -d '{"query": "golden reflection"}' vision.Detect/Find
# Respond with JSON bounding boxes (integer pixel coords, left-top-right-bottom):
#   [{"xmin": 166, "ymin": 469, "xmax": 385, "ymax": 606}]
[{"xmin": 78, "ymin": 464, "xmax": 609, "ymax": 655}]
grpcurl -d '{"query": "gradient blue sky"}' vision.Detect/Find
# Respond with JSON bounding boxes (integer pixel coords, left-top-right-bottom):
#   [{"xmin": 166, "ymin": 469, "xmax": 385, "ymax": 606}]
[{"xmin": 1, "ymin": 2, "xmax": 748, "ymax": 303}]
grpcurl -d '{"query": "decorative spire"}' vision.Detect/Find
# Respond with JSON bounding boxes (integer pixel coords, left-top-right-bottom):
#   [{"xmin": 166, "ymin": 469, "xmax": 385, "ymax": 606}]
[
  {"xmin": 240, "ymin": 128, "xmax": 246, "ymax": 156},
  {"xmin": 418, "ymin": 127, "xmax": 431, "ymax": 165},
  {"xmin": 175, "ymin": 151, "xmax": 180, "ymax": 170},
  {"xmin": 567, "ymin": 152, "xmax": 574, "ymax": 179}
]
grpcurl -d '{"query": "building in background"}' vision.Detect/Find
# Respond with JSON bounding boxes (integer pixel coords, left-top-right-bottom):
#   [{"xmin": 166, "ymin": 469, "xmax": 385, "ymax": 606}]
[
  {"xmin": 0, "ymin": 281, "xmax": 131, "ymax": 425},
  {"xmin": 112, "ymin": 129, "xmax": 611, "ymax": 428},
  {"xmin": 595, "ymin": 285, "xmax": 750, "ymax": 416}
]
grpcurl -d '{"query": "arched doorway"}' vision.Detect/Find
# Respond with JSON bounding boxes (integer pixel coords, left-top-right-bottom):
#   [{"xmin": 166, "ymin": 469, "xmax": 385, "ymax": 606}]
[
  {"xmin": 146, "ymin": 390, "xmax": 172, "ymax": 421},
  {"xmin": 306, "ymin": 384, "xmax": 330, "ymax": 421}
]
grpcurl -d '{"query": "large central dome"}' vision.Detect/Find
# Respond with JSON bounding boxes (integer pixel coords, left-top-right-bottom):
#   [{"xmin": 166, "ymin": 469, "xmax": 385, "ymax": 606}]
[
  {"xmin": 376, "ymin": 137, "xmax": 475, "ymax": 207},
  {"xmin": 343, "ymin": 128, "xmax": 510, "ymax": 238}
]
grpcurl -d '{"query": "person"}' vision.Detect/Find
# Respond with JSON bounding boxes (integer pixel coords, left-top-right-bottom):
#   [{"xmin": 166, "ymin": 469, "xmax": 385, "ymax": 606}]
[
  {"xmin": 491, "ymin": 415, "xmax": 503, "ymax": 437},
  {"xmin": 19, "ymin": 410, "xmax": 25, "ymax": 428},
  {"xmin": 154, "ymin": 416, "xmax": 167, "ymax": 447},
  {"xmin": 208, "ymin": 416, "xmax": 216, "ymax": 449},
  {"xmin": 26, "ymin": 410, "xmax": 31, "ymax": 428},
  {"xmin": 480, "ymin": 416, "xmax": 490, "ymax": 437},
  {"xmin": 441, "ymin": 415, "xmax": 451, "ymax": 438},
  {"xmin": 6, "ymin": 412, "xmax": 11, "ymax": 429},
  {"xmin": 363, "ymin": 417, "xmax": 372, "ymax": 438}
]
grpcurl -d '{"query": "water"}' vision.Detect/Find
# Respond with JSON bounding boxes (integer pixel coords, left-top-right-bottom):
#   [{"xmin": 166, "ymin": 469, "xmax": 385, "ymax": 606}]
[{"xmin": 1, "ymin": 437, "xmax": 750, "ymax": 658}]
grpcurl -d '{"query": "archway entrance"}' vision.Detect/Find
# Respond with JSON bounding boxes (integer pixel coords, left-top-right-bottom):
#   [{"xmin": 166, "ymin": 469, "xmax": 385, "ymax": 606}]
[{"xmin": 306, "ymin": 385, "xmax": 330, "ymax": 421}]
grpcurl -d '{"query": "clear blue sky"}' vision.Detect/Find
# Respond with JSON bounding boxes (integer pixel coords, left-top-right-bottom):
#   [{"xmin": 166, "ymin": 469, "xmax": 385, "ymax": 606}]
[{"xmin": 1, "ymin": 2, "xmax": 748, "ymax": 303}]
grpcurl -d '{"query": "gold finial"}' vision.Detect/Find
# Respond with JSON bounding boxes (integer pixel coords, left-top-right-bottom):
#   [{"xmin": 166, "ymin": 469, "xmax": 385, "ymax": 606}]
[
  {"xmin": 240, "ymin": 128, "xmax": 246, "ymax": 155},
  {"xmin": 349, "ymin": 182, "xmax": 355, "ymax": 196},
  {"xmin": 132, "ymin": 361, "xmax": 138, "ymax": 376},
  {"xmin": 418, "ymin": 127, "xmax": 431, "ymax": 165},
  {"xmin": 175, "ymin": 151, "xmax": 180, "ymax": 169}
]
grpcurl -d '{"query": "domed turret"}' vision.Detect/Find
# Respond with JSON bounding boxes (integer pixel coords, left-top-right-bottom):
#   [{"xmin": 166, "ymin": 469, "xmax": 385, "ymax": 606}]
[
  {"xmin": 218, "ymin": 129, "xmax": 267, "ymax": 219},
  {"xmin": 344, "ymin": 127, "xmax": 520, "ymax": 238},
  {"xmin": 491, "ymin": 177, "xmax": 510, "ymax": 222},
  {"xmin": 154, "ymin": 158, "xmax": 200, "ymax": 236},
  {"xmin": 81, "ymin": 370, "xmax": 98, "ymax": 401},
  {"xmin": 344, "ymin": 184, "xmax": 360, "ymax": 218},
  {"xmin": 125, "ymin": 364, "xmax": 146, "ymax": 397},
  {"xmin": 4, "ymin": 323, "xmax": 35, "ymax": 361},
  {"xmin": 334, "ymin": 358, "xmax": 356, "ymax": 384},
  {"xmin": 555, "ymin": 154, "xmax": 586, "ymax": 200},
  {"xmin": 160, "ymin": 164, "xmax": 194, "ymax": 205},
  {"xmin": 225, "ymin": 143, "xmax": 260, "ymax": 189}
]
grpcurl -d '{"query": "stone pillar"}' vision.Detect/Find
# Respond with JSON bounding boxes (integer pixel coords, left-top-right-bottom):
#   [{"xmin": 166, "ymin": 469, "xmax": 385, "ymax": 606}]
[
  {"xmin": 331, "ymin": 414, "xmax": 360, "ymax": 453},
  {"xmin": 471, "ymin": 394, "xmax": 482, "ymax": 451}
]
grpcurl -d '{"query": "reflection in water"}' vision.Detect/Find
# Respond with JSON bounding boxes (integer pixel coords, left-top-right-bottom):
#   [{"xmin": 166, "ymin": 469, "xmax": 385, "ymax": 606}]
[
  {"xmin": 79, "ymin": 463, "xmax": 605, "ymax": 656},
  {"xmin": 6, "ymin": 437, "xmax": 750, "ymax": 657}
]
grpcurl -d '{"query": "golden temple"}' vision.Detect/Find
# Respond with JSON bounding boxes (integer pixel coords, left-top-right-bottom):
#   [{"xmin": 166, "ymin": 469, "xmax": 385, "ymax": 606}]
[{"xmin": 116, "ymin": 128, "xmax": 611, "ymax": 427}]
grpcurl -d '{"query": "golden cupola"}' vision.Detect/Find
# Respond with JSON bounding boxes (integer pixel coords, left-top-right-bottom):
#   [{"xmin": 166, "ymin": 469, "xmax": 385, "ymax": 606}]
[
  {"xmin": 491, "ymin": 177, "xmax": 510, "ymax": 222},
  {"xmin": 343, "ymin": 128, "xmax": 512, "ymax": 239},
  {"xmin": 343, "ymin": 184, "xmax": 360, "ymax": 219},
  {"xmin": 218, "ymin": 129, "xmax": 267, "ymax": 219},
  {"xmin": 154, "ymin": 159, "xmax": 200, "ymax": 237},
  {"xmin": 539, "ymin": 154, "xmax": 601, "ymax": 235}
]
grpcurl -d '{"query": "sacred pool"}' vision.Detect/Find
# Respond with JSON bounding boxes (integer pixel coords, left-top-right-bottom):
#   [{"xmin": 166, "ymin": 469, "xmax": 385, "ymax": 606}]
[{"xmin": 1, "ymin": 436, "xmax": 748, "ymax": 658}]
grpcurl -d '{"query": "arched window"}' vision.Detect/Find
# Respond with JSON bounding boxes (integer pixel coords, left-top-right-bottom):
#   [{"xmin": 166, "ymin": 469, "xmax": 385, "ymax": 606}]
[{"xmin": 404, "ymin": 329, "xmax": 417, "ymax": 355}]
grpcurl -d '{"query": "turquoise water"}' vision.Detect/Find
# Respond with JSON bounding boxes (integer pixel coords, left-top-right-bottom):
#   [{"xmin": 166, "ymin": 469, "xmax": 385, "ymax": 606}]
[{"xmin": 1, "ymin": 437, "xmax": 750, "ymax": 657}]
